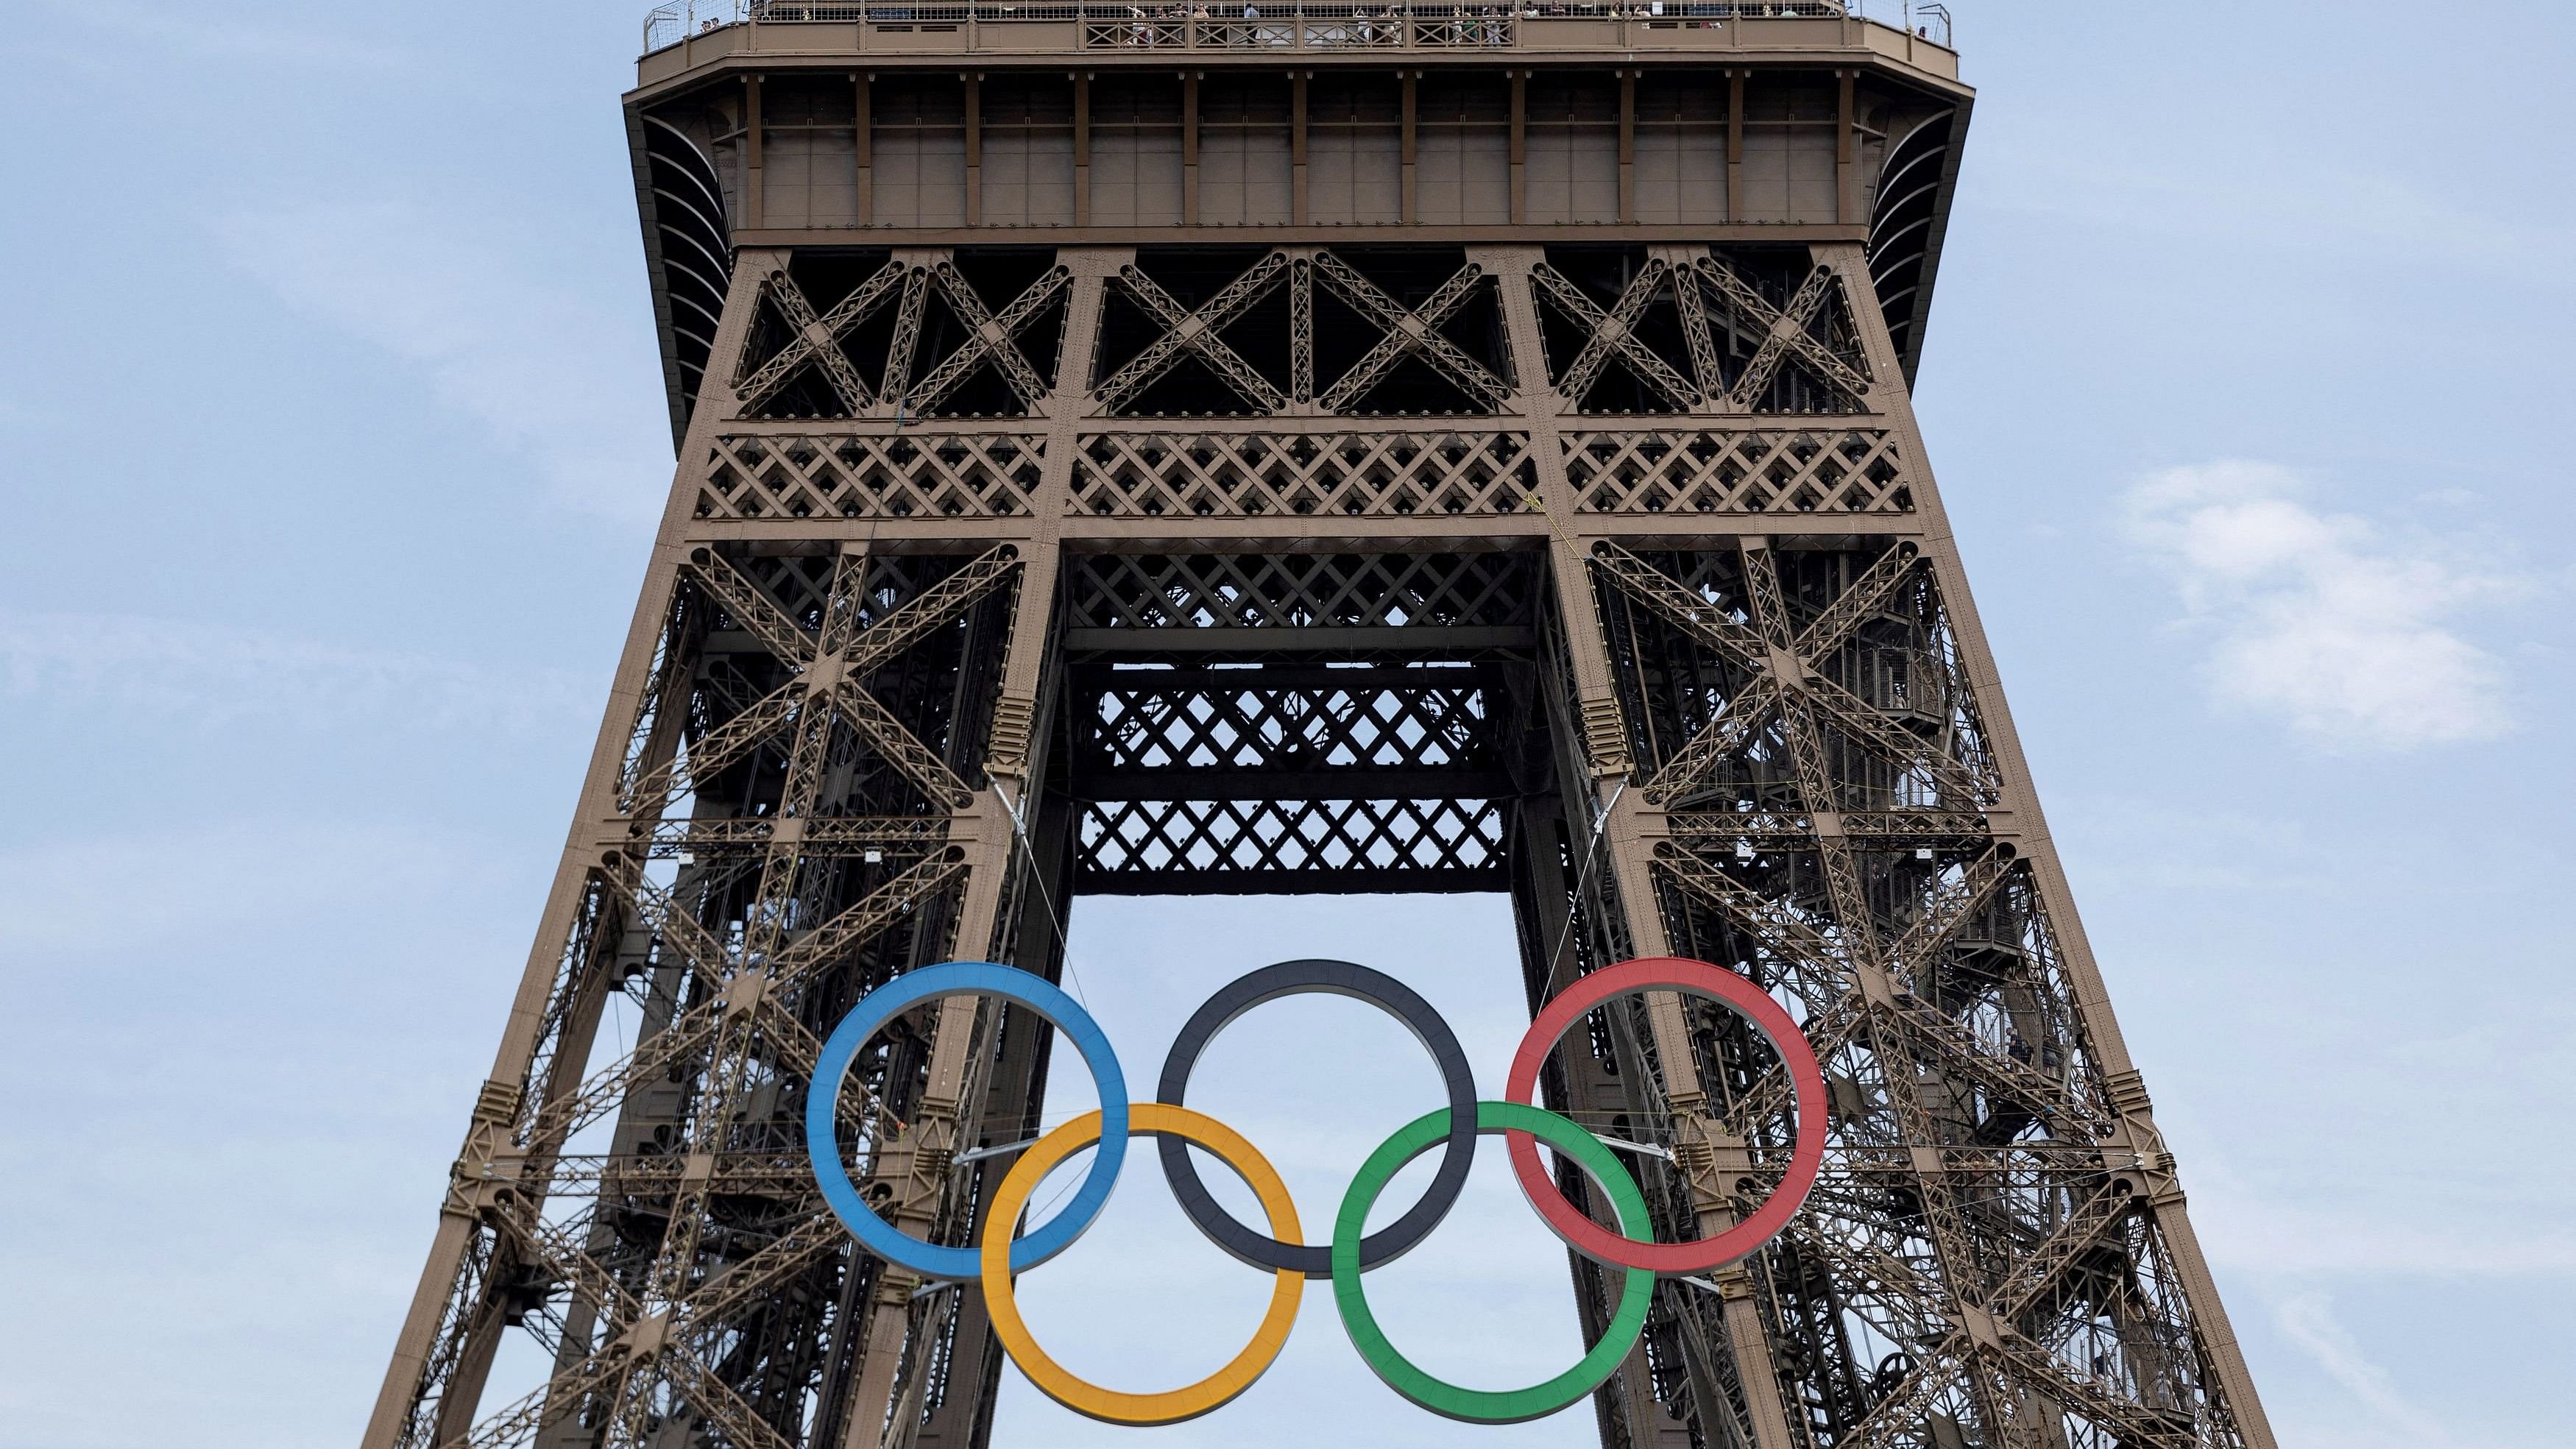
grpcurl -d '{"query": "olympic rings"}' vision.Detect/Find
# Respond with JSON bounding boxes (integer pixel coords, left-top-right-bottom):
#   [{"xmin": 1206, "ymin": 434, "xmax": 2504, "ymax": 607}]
[
  {"xmin": 807, "ymin": 962, "xmax": 1128, "ymax": 1282},
  {"xmin": 1156, "ymin": 959, "xmax": 1476, "ymax": 1278},
  {"xmin": 1502, "ymin": 957, "xmax": 1827, "ymax": 1275},
  {"xmin": 985, "ymin": 1104, "xmax": 1303, "ymax": 1426},
  {"xmin": 804, "ymin": 954, "xmax": 1822, "ymax": 1428},
  {"xmin": 1334, "ymin": 1102, "xmax": 1655, "ymax": 1424}
]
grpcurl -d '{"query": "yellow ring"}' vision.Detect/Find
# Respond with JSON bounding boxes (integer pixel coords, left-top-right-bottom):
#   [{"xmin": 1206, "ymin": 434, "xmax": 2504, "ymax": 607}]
[{"xmin": 981, "ymin": 1102, "xmax": 1303, "ymax": 1425}]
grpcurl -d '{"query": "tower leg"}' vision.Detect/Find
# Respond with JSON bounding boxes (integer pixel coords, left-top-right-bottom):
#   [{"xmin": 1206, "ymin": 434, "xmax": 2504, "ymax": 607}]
[{"xmin": 1481, "ymin": 241, "xmax": 1805, "ymax": 1449}]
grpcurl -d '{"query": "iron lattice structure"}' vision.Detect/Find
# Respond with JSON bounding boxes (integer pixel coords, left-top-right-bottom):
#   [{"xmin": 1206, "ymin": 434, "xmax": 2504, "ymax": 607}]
[{"xmin": 366, "ymin": 13, "xmax": 2276, "ymax": 1449}]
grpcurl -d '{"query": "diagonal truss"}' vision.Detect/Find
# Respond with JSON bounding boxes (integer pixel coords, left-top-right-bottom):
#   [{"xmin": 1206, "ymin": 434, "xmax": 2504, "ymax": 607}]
[
  {"xmin": 735, "ymin": 261, "xmax": 1072, "ymax": 419},
  {"xmin": 734, "ymin": 262, "xmax": 909, "ymax": 414},
  {"xmin": 618, "ymin": 545, "xmax": 1017, "ymax": 821},
  {"xmin": 1092, "ymin": 249, "xmax": 1515, "ymax": 418},
  {"xmin": 905, "ymin": 261, "xmax": 1072, "ymax": 414},
  {"xmin": 1095, "ymin": 253, "xmax": 1293, "ymax": 414},
  {"xmin": 1521, "ymin": 254, "xmax": 1876, "ymax": 415},
  {"xmin": 1310, "ymin": 252, "xmax": 1511, "ymax": 411},
  {"xmin": 1659, "ymin": 249, "xmax": 1729, "ymax": 405},
  {"xmin": 1691, "ymin": 257, "xmax": 1875, "ymax": 410},
  {"xmin": 528, "ymin": 851, "xmax": 969, "ymax": 1154},
  {"xmin": 1531, "ymin": 257, "xmax": 1702, "ymax": 411},
  {"xmin": 1590, "ymin": 539, "xmax": 1983, "ymax": 809}
]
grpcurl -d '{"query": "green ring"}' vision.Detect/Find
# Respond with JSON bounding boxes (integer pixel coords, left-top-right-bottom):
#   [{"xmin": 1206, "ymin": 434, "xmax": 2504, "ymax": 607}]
[{"xmin": 1331, "ymin": 1100, "xmax": 1656, "ymax": 1424}]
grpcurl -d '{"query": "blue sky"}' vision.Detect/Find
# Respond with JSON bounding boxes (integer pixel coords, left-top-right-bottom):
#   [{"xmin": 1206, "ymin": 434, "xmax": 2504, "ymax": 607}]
[{"xmin": 1, "ymin": 2, "xmax": 2570, "ymax": 1445}]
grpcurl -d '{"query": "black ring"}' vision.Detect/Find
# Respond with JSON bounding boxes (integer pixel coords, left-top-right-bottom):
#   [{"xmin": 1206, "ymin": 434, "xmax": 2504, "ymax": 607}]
[{"xmin": 1156, "ymin": 959, "xmax": 1478, "ymax": 1279}]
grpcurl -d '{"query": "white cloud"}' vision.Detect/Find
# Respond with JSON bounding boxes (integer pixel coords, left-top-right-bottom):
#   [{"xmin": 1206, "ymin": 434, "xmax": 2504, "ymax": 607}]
[
  {"xmin": 2125, "ymin": 461, "xmax": 2517, "ymax": 751},
  {"xmin": 0, "ymin": 609, "xmax": 593, "ymax": 734},
  {"xmin": 2271, "ymin": 1292, "xmax": 2452, "ymax": 1445},
  {"xmin": 215, "ymin": 199, "xmax": 673, "ymax": 521}
]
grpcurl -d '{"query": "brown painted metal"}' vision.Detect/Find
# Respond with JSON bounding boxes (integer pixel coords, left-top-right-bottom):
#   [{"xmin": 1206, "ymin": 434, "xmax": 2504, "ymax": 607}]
[{"xmin": 363, "ymin": 11, "xmax": 2274, "ymax": 1449}]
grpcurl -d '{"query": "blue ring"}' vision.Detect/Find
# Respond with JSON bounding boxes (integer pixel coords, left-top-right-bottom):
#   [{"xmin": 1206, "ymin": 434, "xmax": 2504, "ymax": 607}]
[{"xmin": 806, "ymin": 961, "xmax": 1128, "ymax": 1280}]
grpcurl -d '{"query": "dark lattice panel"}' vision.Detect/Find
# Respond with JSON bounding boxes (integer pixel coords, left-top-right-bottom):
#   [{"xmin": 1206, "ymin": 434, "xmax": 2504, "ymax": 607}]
[
  {"xmin": 1076, "ymin": 796, "xmax": 1506, "ymax": 893},
  {"xmin": 1068, "ymin": 431, "xmax": 1536, "ymax": 518},
  {"xmin": 1055, "ymin": 551, "xmax": 1532, "ymax": 894},
  {"xmin": 1073, "ymin": 663, "xmax": 1504, "ymax": 798},
  {"xmin": 1064, "ymin": 551, "xmax": 1538, "ymax": 632}
]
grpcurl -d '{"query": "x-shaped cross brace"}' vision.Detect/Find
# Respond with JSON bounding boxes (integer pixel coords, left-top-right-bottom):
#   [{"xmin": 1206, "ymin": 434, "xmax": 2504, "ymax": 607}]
[
  {"xmin": 1530, "ymin": 258, "xmax": 1702, "ymax": 411},
  {"xmin": 1694, "ymin": 258, "xmax": 1875, "ymax": 410},
  {"xmin": 904, "ymin": 261, "xmax": 1071, "ymax": 414},
  {"xmin": 1671, "ymin": 840, "xmax": 2050, "ymax": 1132},
  {"xmin": 532, "ymin": 851, "xmax": 966, "ymax": 1151},
  {"xmin": 623, "ymin": 548, "xmax": 1016, "ymax": 825},
  {"xmin": 1095, "ymin": 253, "xmax": 1292, "ymax": 414},
  {"xmin": 498, "ymin": 1213, "xmax": 827, "ymax": 1449},
  {"xmin": 1310, "ymin": 253, "xmax": 1511, "ymax": 411},
  {"xmin": 1837, "ymin": 1316, "xmax": 2196, "ymax": 1449},
  {"xmin": 1591, "ymin": 540, "xmax": 1972, "ymax": 808},
  {"xmin": 731, "ymin": 262, "xmax": 909, "ymax": 414}
]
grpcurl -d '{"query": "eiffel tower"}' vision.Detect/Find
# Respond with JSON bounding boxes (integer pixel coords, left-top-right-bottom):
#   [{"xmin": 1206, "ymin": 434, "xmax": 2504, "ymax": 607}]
[{"xmin": 363, "ymin": 7, "xmax": 2276, "ymax": 1448}]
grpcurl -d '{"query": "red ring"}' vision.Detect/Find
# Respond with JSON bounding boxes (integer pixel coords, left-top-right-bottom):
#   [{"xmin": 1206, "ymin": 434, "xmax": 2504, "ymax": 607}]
[{"xmin": 1504, "ymin": 957, "xmax": 1826, "ymax": 1274}]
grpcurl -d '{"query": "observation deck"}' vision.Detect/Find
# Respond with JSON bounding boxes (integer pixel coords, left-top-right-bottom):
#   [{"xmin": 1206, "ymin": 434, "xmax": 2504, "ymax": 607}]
[{"xmin": 640, "ymin": 2, "xmax": 1957, "ymax": 79}]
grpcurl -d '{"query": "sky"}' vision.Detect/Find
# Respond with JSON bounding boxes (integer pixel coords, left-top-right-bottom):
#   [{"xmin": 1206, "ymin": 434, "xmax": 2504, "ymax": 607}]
[{"xmin": 1, "ymin": 2, "xmax": 2570, "ymax": 1446}]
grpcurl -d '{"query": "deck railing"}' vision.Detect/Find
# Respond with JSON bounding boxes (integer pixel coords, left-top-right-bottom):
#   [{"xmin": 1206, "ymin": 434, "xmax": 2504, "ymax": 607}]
[{"xmin": 643, "ymin": 0, "xmax": 1954, "ymax": 57}]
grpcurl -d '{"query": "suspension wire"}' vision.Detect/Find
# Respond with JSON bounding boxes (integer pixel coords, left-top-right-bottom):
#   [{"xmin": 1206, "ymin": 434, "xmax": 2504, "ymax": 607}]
[
  {"xmin": 994, "ymin": 774, "xmax": 1133, "ymax": 1222},
  {"xmin": 900, "ymin": 775, "xmax": 1103, "ymax": 1228},
  {"xmin": 1539, "ymin": 779, "xmax": 1624, "ymax": 1002},
  {"xmin": 990, "ymin": 774, "xmax": 1091, "ymax": 1010}
]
